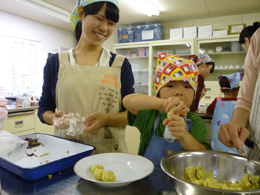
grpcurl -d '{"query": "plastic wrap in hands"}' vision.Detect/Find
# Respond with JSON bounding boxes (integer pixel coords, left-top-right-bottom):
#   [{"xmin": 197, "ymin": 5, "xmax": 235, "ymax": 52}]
[
  {"xmin": 0, "ymin": 130, "xmax": 28, "ymax": 161},
  {"xmin": 53, "ymin": 113, "xmax": 85, "ymax": 137}
]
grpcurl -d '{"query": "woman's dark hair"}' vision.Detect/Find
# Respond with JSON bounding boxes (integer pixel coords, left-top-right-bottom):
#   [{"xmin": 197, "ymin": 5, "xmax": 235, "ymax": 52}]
[
  {"xmin": 74, "ymin": 2, "xmax": 119, "ymax": 42},
  {"xmin": 197, "ymin": 61, "xmax": 215, "ymax": 74},
  {"xmin": 239, "ymin": 22, "xmax": 260, "ymax": 44}
]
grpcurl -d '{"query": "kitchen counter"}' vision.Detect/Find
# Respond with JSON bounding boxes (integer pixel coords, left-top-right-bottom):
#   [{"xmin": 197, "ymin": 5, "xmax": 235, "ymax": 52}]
[
  {"xmin": 0, "ymin": 166, "xmax": 177, "ymax": 195},
  {"xmin": 6, "ymin": 105, "xmax": 38, "ymax": 114}
]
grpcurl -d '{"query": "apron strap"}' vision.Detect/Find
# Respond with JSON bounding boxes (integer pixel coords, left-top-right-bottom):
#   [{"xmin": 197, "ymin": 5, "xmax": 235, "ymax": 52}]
[
  {"xmin": 58, "ymin": 51, "xmax": 70, "ymax": 66},
  {"xmin": 111, "ymin": 55, "xmax": 125, "ymax": 68}
]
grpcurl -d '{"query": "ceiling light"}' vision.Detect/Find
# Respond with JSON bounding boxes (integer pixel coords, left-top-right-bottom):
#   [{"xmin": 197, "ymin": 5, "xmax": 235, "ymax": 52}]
[
  {"xmin": 16, "ymin": 0, "xmax": 70, "ymax": 23},
  {"xmin": 126, "ymin": 0, "xmax": 160, "ymax": 17}
]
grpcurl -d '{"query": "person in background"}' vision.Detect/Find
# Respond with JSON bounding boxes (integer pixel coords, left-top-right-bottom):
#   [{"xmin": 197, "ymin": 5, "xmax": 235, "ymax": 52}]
[
  {"xmin": 123, "ymin": 53, "xmax": 210, "ymax": 168},
  {"xmin": 239, "ymin": 22, "xmax": 260, "ymax": 52},
  {"xmin": 0, "ymin": 107, "xmax": 7, "ymax": 124},
  {"xmin": 218, "ymin": 28, "xmax": 260, "ymax": 159},
  {"xmin": 208, "ymin": 73, "xmax": 244, "ymax": 154},
  {"xmin": 38, "ymin": 0, "xmax": 135, "ymax": 154},
  {"xmin": 206, "ymin": 72, "xmax": 244, "ymax": 115},
  {"xmin": 188, "ymin": 54, "xmax": 215, "ymax": 112}
]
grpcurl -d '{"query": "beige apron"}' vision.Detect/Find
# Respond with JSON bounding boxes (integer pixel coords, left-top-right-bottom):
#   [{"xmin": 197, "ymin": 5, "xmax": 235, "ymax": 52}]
[
  {"xmin": 244, "ymin": 68, "xmax": 260, "ymax": 160},
  {"xmin": 55, "ymin": 51, "xmax": 127, "ymax": 154}
]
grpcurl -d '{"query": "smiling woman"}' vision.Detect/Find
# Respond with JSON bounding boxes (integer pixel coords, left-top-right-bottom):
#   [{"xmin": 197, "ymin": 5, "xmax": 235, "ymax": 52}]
[{"xmin": 37, "ymin": 0, "xmax": 135, "ymax": 154}]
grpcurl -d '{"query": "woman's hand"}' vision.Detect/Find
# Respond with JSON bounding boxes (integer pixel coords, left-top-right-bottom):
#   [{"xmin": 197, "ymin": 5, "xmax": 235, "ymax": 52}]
[
  {"xmin": 163, "ymin": 97, "xmax": 189, "ymax": 117},
  {"xmin": 52, "ymin": 110, "xmax": 69, "ymax": 130},
  {"xmin": 83, "ymin": 113, "xmax": 107, "ymax": 135},
  {"xmin": 218, "ymin": 121, "xmax": 249, "ymax": 154}
]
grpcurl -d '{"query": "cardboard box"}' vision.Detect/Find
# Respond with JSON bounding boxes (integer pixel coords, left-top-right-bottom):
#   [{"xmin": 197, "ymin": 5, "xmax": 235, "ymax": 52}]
[
  {"xmin": 170, "ymin": 28, "xmax": 183, "ymax": 40},
  {"xmin": 135, "ymin": 23, "xmax": 163, "ymax": 42},
  {"xmin": 198, "ymin": 25, "xmax": 213, "ymax": 38},
  {"xmin": 117, "ymin": 26, "xmax": 135, "ymax": 43},
  {"xmin": 213, "ymin": 30, "xmax": 228, "ymax": 37},
  {"xmin": 183, "ymin": 26, "xmax": 197, "ymax": 39}
]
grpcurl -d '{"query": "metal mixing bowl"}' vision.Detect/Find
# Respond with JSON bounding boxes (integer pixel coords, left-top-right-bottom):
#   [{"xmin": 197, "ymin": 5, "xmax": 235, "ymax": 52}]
[{"xmin": 161, "ymin": 150, "xmax": 260, "ymax": 195}]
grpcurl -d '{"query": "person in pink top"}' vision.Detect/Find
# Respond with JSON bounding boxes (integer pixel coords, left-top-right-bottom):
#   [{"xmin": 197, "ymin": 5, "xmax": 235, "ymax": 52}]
[
  {"xmin": 218, "ymin": 28, "xmax": 260, "ymax": 160},
  {"xmin": 0, "ymin": 107, "xmax": 7, "ymax": 123}
]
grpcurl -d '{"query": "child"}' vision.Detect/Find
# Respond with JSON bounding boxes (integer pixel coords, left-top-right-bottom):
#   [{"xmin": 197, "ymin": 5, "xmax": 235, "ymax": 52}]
[
  {"xmin": 123, "ymin": 53, "xmax": 210, "ymax": 167},
  {"xmin": 188, "ymin": 54, "xmax": 215, "ymax": 112},
  {"xmin": 209, "ymin": 72, "xmax": 244, "ymax": 154},
  {"xmin": 207, "ymin": 72, "xmax": 244, "ymax": 115}
]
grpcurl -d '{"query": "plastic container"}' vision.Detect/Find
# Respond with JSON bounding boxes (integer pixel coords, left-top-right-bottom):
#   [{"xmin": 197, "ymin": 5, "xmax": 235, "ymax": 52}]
[
  {"xmin": 135, "ymin": 23, "xmax": 163, "ymax": 42},
  {"xmin": 0, "ymin": 133, "xmax": 95, "ymax": 180},
  {"xmin": 117, "ymin": 26, "xmax": 135, "ymax": 43},
  {"xmin": 138, "ymin": 48, "xmax": 146, "ymax": 56}
]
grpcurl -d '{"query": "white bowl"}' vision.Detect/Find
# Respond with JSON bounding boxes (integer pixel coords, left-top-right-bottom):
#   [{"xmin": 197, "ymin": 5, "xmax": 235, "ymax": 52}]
[{"xmin": 74, "ymin": 153, "xmax": 154, "ymax": 188}]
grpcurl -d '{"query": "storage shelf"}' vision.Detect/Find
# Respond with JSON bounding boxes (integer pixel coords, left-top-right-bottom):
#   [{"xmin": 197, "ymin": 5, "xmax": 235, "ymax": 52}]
[
  {"xmin": 127, "ymin": 56, "xmax": 149, "ymax": 59},
  {"xmin": 206, "ymin": 51, "xmax": 246, "ymax": 55},
  {"xmin": 214, "ymin": 68, "xmax": 244, "ymax": 71},
  {"xmin": 134, "ymin": 83, "xmax": 149, "ymax": 86},
  {"xmin": 113, "ymin": 36, "xmax": 245, "ymax": 96},
  {"xmin": 153, "ymin": 53, "xmax": 191, "ymax": 58}
]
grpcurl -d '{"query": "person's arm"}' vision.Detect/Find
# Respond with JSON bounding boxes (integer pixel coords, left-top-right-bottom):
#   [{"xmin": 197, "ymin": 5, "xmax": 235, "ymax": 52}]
[
  {"xmin": 38, "ymin": 54, "xmax": 59, "ymax": 124},
  {"xmin": 123, "ymin": 94, "xmax": 189, "ymax": 117},
  {"xmin": 206, "ymin": 98, "xmax": 217, "ymax": 115},
  {"xmin": 123, "ymin": 94, "xmax": 165, "ymax": 115},
  {"xmin": 218, "ymin": 29, "xmax": 260, "ymax": 154},
  {"xmin": 43, "ymin": 111, "xmax": 55, "ymax": 125},
  {"xmin": 199, "ymin": 86, "xmax": 207, "ymax": 100},
  {"xmin": 180, "ymin": 132, "xmax": 207, "ymax": 150},
  {"xmin": 0, "ymin": 107, "xmax": 7, "ymax": 122}
]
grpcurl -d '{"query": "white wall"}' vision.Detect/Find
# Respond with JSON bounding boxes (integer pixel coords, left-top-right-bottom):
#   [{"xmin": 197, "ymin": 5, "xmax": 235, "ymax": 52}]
[{"xmin": 0, "ymin": 11, "xmax": 74, "ymax": 53}]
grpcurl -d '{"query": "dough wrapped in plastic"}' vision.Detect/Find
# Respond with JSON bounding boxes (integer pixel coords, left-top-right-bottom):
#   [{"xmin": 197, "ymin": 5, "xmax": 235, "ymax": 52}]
[{"xmin": 53, "ymin": 113, "xmax": 85, "ymax": 137}]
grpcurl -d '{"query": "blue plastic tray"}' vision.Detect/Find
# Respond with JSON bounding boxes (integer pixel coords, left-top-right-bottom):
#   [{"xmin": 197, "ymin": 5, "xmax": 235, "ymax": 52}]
[{"xmin": 0, "ymin": 133, "xmax": 95, "ymax": 180}]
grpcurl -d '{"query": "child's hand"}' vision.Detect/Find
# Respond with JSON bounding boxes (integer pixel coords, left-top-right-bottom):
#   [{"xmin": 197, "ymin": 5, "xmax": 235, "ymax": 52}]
[
  {"xmin": 163, "ymin": 97, "xmax": 189, "ymax": 117},
  {"xmin": 165, "ymin": 113, "xmax": 187, "ymax": 141}
]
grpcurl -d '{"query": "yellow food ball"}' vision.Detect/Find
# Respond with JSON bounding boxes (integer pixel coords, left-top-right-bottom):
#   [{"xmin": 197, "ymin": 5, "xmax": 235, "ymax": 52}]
[
  {"xmin": 91, "ymin": 164, "xmax": 104, "ymax": 173},
  {"xmin": 101, "ymin": 170, "xmax": 116, "ymax": 182},
  {"xmin": 93, "ymin": 168, "xmax": 104, "ymax": 181}
]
